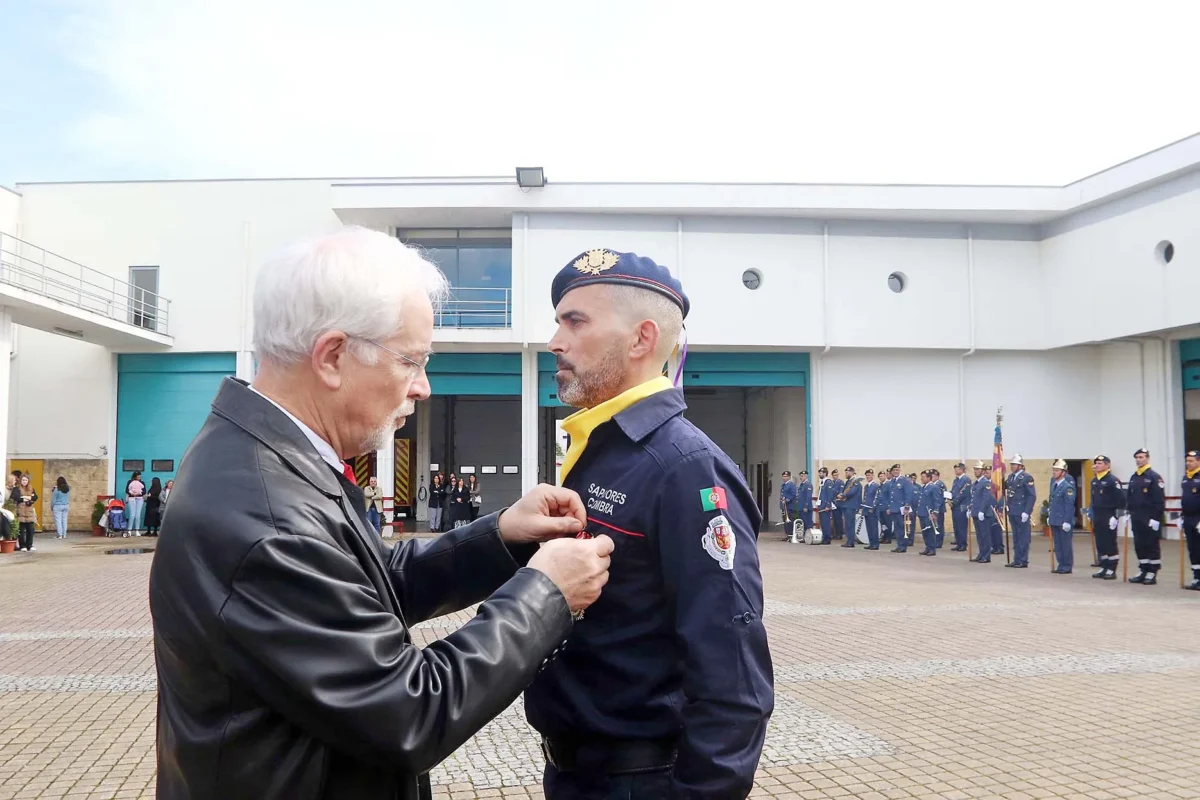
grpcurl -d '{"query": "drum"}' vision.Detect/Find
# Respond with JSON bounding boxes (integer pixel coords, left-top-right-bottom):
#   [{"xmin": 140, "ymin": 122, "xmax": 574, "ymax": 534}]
[
  {"xmin": 805, "ymin": 525, "xmax": 823, "ymax": 545},
  {"xmin": 855, "ymin": 516, "xmax": 869, "ymax": 545}
]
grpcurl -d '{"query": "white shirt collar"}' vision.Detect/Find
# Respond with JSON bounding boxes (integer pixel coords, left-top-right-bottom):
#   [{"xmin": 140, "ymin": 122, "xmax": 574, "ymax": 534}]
[{"xmin": 251, "ymin": 386, "xmax": 345, "ymax": 474}]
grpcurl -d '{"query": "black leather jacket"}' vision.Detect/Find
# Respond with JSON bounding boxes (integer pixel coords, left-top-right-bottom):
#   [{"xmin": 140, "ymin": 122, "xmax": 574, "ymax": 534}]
[{"xmin": 150, "ymin": 379, "xmax": 573, "ymax": 799}]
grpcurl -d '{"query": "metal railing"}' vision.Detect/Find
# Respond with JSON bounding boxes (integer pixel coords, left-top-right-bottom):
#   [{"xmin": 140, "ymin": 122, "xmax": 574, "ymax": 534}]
[
  {"xmin": 436, "ymin": 287, "xmax": 512, "ymax": 328},
  {"xmin": 0, "ymin": 232, "xmax": 171, "ymax": 335}
]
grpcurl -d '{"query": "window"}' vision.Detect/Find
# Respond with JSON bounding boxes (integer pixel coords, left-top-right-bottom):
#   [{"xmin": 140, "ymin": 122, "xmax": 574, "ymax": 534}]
[
  {"xmin": 398, "ymin": 229, "xmax": 512, "ymax": 327},
  {"xmin": 151, "ymin": 460, "xmax": 175, "ymax": 472},
  {"xmin": 129, "ymin": 266, "xmax": 159, "ymax": 330},
  {"xmin": 122, "ymin": 459, "xmax": 145, "ymax": 472},
  {"xmin": 1156, "ymin": 240, "xmax": 1175, "ymax": 264}
]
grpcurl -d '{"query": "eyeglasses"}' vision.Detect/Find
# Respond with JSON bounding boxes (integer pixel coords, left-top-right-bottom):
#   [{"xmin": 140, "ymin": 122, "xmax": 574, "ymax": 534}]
[{"xmin": 352, "ymin": 337, "xmax": 432, "ymax": 372}]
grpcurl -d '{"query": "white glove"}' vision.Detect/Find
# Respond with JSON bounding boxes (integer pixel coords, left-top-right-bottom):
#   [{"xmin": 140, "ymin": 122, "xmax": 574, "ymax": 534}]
[
  {"xmin": 1108, "ymin": 516, "xmax": 1118, "ymax": 531},
  {"xmin": 1149, "ymin": 519, "xmax": 1160, "ymax": 531},
  {"xmin": 1062, "ymin": 523, "xmax": 1071, "ymax": 532},
  {"xmin": 1021, "ymin": 512, "xmax": 1029, "ymax": 523},
  {"xmin": 978, "ymin": 512, "xmax": 985, "ymax": 521}
]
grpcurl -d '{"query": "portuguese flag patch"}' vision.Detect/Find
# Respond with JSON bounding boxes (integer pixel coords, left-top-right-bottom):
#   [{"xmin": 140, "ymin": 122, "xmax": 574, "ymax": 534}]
[{"xmin": 700, "ymin": 486, "xmax": 728, "ymax": 511}]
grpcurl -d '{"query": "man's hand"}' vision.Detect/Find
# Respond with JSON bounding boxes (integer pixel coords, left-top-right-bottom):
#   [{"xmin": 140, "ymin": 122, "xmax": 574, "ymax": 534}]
[
  {"xmin": 1021, "ymin": 512, "xmax": 1029, "ymax": 523},
  {"xmin": 1150, "ymin": 519, "xmax": 1160, "ymax": 532},
  {"xmin": 528, "ymin": 536, "xmax": 613, "ymax": 613},
  {"xmin": 497, "ymin": 484, "xmax": 586, "ymax": 545},
  {"xmin": 1062, "ymin": 523, "xmax": 1071, "ymax": 532},
  {"xmin": 978, "ymin": 512, "xmax": 985, "ymax": 521},
  {"xmin": 1108, "ymin": 516, "xmax": 1118, "ymax": 531}
]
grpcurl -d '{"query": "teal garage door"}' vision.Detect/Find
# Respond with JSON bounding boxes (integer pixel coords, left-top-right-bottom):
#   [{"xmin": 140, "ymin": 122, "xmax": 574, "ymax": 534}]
[
  {"xmin": 429, "ymin": 353, "xmax": 521, "ymax": 395},
  {"xmin": 116, "ymin": 353, "xmax": 236, "ymax": 488}
]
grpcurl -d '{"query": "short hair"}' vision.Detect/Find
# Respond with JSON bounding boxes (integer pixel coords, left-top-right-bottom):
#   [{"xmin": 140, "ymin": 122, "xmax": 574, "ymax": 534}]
[
  {"xmin": 253, "ymin": 227, "xmax": 449, "ymax": 366},
  {"xmin": 608, "ymin": 285, "xmax": 683, "ymax": 362}
]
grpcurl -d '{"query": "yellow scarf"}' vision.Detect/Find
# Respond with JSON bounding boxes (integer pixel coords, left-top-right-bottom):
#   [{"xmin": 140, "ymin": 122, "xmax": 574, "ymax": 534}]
[
  {"xmin": 1136, "ymin": 464, "xmax": 1151, "ymax": 475},
  {"xmin": 559, "ymin": 377, "xmax": 673, "ymax": 483},
  {"xmin": 1095, "ymin": 470, "xmax": 1109, "ymax": 480},
  {"xmin": 1187, "ymin": 468, "xmax": 1200, "ymax": 479}
]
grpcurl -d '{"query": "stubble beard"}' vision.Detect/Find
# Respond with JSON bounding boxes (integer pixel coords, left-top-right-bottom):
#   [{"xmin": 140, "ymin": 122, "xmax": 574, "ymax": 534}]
[{"xmin": 557, "ymin": 345, "xmax": 627, "ymax": 409}]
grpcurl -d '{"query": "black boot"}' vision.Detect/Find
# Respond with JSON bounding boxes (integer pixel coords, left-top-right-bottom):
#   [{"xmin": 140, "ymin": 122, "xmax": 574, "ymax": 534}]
[
  {"xmin": 1143, "ymin": 572, "xmax": 1158, "ymax": 586},
  {"xmin": 1129, "ymin": 572, "xmax": 1146, "ymax": 584}
]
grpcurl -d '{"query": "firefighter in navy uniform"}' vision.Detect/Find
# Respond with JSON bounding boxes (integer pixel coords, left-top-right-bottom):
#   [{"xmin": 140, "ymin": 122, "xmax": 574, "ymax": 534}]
[
  {"xmin": 1126, "ymin": 448, "xmax": 1167, "ymax": 585},
  {"xmin": 1182, "ymin": 450, "xmax": 1200, "ymax": 591},
  {"xmin": 527, "ymin": 249, "xmax": 773, "ymax": 799},
  {"xmin": 829, "ymin": 469, "xmax": 846, "ymax": 541},
  {"xmin": 1089, "ymin": 455, "xmax": 1127, "ymax": 580}
]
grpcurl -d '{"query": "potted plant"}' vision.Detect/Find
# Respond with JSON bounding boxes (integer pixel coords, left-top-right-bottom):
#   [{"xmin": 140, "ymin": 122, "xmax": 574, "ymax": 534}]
[
  {"xmin": 92, "ymin": 496, "xmax": 111, "ymax": 536},
  {"xmin": 1, "ymin": 509, "xmax": 16, "ymax": 553}
]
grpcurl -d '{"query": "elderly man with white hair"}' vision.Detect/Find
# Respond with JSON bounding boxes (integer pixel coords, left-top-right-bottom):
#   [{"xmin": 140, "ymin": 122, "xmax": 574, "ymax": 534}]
[{"xmin": 149, "ymin": 227, "xmax": 614, "ymax": 800}]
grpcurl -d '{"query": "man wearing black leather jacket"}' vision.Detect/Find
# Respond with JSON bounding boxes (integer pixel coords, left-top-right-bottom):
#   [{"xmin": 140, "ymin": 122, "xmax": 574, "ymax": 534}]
[{"xmin": 150, "ymin": 227, "xmax": 613, "ymax": 800}]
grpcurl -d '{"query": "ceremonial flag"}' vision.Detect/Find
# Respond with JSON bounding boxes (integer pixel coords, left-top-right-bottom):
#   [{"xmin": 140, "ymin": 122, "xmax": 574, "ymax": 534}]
[{"xmin": 991, "ymin": 409, "xmax": 1004, "ymax": 504}]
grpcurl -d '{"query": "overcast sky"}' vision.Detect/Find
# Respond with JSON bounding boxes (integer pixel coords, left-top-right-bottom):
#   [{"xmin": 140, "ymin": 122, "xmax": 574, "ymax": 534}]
[{"xmin": 2, "ymin": 0, "xmax": 1198, "ymax": 188}]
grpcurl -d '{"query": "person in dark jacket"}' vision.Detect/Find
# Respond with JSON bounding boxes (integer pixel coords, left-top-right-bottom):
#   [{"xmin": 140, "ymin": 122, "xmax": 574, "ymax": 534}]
[
  {"xmin": 149, "ymin": 227, "xmax": 614, "ymax": 800},
  {"xmin": 448, "ymin": 477, "xmax": 471, "ymax": 528},
  {"xmin": 143, "ymin": 477, "xmax": 164, "ymax": 537},
  {"xmin": 427, "ymin": 473, "xmax": 446, "ymax": 532}
]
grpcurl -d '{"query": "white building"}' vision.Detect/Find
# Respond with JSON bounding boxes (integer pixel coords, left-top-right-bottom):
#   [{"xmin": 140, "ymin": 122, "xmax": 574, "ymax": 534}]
[{"xmin": 4, "ymin": 136, "xmax": 1200, "ymax": 533}]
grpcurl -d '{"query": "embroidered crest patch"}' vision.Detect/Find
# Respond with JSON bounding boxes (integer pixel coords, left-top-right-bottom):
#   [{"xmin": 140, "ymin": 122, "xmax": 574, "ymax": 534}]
[
  {"xmin": 573, "ymin": 249, "xmax": 620, "ymax": 275},
  {"xmin": 702, "ymin": 514, "xmax": 736, "ymax": 570}
]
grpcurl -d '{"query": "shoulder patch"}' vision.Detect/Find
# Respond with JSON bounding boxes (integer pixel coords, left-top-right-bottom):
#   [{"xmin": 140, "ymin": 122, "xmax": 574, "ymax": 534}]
[{"xmin": 702, "ymin": 514, "xmax": 736, "ymax": 570}]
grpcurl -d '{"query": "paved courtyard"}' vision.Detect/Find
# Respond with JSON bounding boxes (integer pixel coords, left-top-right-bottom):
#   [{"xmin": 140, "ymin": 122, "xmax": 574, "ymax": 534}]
[{"xmin": 2, "ymin": 530, "xmax": 1200, "ymax": 799}]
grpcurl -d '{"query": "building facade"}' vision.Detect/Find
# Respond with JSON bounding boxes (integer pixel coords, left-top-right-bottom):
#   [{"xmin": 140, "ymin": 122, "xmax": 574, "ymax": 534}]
[{"xmin": 4, "ymin": 136, "xmax": 1200, "ymax": 532}]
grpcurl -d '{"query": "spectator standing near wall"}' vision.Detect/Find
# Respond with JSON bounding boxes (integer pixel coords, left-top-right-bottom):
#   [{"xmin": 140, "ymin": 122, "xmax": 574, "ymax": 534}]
[{"xmin": 51, "ymin": 477, "xmax": 71, "ymax": 539}]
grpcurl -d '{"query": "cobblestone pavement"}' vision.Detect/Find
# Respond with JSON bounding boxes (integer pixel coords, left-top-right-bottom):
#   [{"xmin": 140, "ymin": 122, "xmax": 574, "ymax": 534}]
[{"xmin": 3, "ymin": 531, "xmax": 1200, "ymax": 799}]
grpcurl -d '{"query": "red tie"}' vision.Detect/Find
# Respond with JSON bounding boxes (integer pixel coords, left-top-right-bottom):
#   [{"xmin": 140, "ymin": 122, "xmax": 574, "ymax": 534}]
[{"xmin": 342, "ymin": 462, "xmax": 357, "ymax": 486}]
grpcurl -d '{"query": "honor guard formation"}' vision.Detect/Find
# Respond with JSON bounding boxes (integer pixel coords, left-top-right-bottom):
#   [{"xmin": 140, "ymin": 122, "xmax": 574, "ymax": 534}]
[{"xmin": 778, "ymin": 449, "xmax": 1200, "ymax": 589}]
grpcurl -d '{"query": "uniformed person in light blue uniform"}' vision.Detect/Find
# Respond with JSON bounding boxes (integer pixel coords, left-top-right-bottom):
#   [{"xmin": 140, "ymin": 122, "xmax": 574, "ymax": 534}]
[
  {"xmin": 839, "ymin": 467, "xmax": 862, "ymax": 548},
  {"xmin": 861, "ymin": 469, "xmax": 881, "ymax": 550},
  {"xmin": 950, "ymin": 463, "xmax": 972, "ymax": 552},
  {"xmin": 970, "ymin": 460, "xmax": 997, "ymax": 563},
  {"xmin": 816, "ymin": 467, "xmax": 834, "ymax": 545},
  {"xmin": 779, "ymin": 470, "xmax": 799, "ymax": 542},
  {"xmin": 1005, "ymin": 454, "xmax": 1037, "ymax": 568},
  {"xmin": 829, "ymin": 469, "xmax": 846, "ymax": 541},
  {"xmin": 1047, "ymin": 459, "xmax": 1077, "ymax": 574},
  {"xmin": 926, "ymin": 470, "xmax": 945, "ymax": 551},
  {"xmin": 917, "ymin": 471, "xmax": 938, "ymax": 556},
  {"xmin": 888, "ymin": 465, "xmax": 914, "ymax": 553},
  {"xmin": 795, "ymin": 471, "xmax": 814, "ymax": 536},
  {"xmin": 878, "ymin": 469, "xmax": 894, "ymax": 545}
]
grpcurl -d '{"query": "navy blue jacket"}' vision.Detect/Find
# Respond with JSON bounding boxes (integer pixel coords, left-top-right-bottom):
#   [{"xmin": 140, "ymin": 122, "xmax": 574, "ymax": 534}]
[
  {"xmin": 1182, "ymin": 470, "xmax": 1200, "ymax": 517},
  {"xmin": 1048, "ymin": 475, "xmax": 1077, "ymax": 528},
  {"xmin": 1090, "ymin": 472, "xmax": 1126, "ymax": 514},
  {"xmin": 523, "ymin": 389, "xmax": 773, "ymax": 797},
  {"xmin": 1126, "ymin": 467, "xmax": 1165, "ymax": 517},
  {"xmin": 878, "ymin": 478, "xmax": 892, "ymax": 515},
  {"xmin": 1005, "ymin": 470, "xmax": 1037, "ymax": 518}
]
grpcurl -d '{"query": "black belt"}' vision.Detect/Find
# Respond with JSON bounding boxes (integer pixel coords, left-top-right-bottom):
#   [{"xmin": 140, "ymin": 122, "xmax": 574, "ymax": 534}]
[{"xmin": 541, "ymin": 736, "xmax": 676, "ymax": 775}]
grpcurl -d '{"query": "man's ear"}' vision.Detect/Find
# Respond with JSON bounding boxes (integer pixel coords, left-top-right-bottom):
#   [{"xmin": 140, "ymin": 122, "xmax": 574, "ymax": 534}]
[
  {"xmin": 630, "ymin": 319, "xmax": 660, "ymax": 360},
  {"xmin": 311, "ymin": 330, "xmax": 348, "ymax": 390}
]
